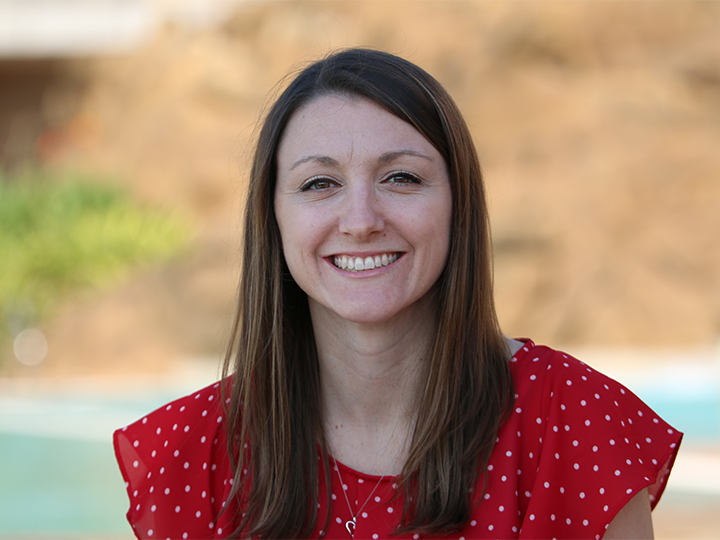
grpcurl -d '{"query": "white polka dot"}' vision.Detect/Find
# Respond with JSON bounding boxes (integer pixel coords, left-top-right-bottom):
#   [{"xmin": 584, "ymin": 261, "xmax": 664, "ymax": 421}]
[
  {"xmin": 335, "ymin": 517, "xmax": 342, "ymax": 524},
  {"xmin": 566, "ymin": 518, "xmax": 572, "ymax": 525},
  {"xmin": 529, "ymin": 514, "xmax": 535, "ymax": 521},
  {"xmin": 626, "ymin": 488, "xmax": 633, "ymax": 494},
  {"xmin": 373, "ymin": 535, "xmax": 379, "ymax": 539},
  {"xmin": 599, "ymin": 487, "xmax": 605, "ymax": 494},
  {"xmin": 165, "ymin": 488, "xmax": 170, "ymax": 495},
  {"xmin": 574, "ymin": 463, "xmax": 580, "ymax": 470},
  {"xmin": 604, "ymin": 505, "xmax": 609, "ymax": 511},
  {"xmin": 579, "ymin": 492, "xmax": 585, "ymax": 499},
  {"xmin": 132, "ymin": 460, "xmax": 139, "ymax": 468},
  {"xmin": 173, "ymin": 450, "xmax": 179, "ymax": 457},
  {"xmin": 530, "ymin": 375, "xmax": 537, "ymax": 380},
  {"xmin": 362, "ymin": 512, "xmax": 368, "ymax": 518},
  {"xmin": 573, "ymin": 440, "xmax": 579, "ymax": 447},
  {"xmin": 584, "ymin": 519, "xmax": 589, "ymax": 526},
  {"xmin": 387, "ymin": 507, "xmax": 394, "ymax": 513},
  {"xmin": 609, "ymin": 439, "xmax": 615, "ymax": 445},
  {"xmin": 375, "ymin": 496, "xmax": 381, "ymax": 502},
  {"xmin": 195, "ymin": 511, "xmax": 201, "ymax": 518},
  {"xmin": 184, "ymin": 462, "xmax": 190, "ymax": 469},
  {"xmin": 615, "ymin": 470, "xmax": 621, "ymax": 476},
  {"xmin": 544, "ymin": 482, "xmax": 550, "ymax": 488},
  {"xmin": 185, "ymin": 485, "xmax": 191, "ymax": 492},
  {"xmin": 184, "ymin": 425, "xmax": 190, "ymax": 433},
  {"xmin": 551, "ymin": 514, "xmax": 556, "ymax": 521},
  {"xmin": 536, "ymin": 417, "xmax": 542, "ymax": 424},
  {"xmin": 151, "ymin": 505, "xmax": 156, "ymax": 512},
  {"xmin": 515, "ymin": 407, "xmax": 522, "ymax": 413},
  {"xmin": 506, "ymin": 450, "xmax": 512, "ymax": 457},
  {"xmin": 580, "ymin": 400, "xmax": 586, "ymax": 406},
  {"xmin": 593, "ymin": 465, "xmax": 599, "ymax": 472},
  {"xmin": 175, "ymin": 506, "xmax": 181, "ymax": 513},
  {"xmin": 501, "ymin": 475, "xmax": 507, "ymax": 482},
  {"xmin": 148, "ymin": 529, "xmax": 153, "ymax": 536},
  {"xmin": 489, "ymin": 524, "xmax": 494, "ymax": 530}
]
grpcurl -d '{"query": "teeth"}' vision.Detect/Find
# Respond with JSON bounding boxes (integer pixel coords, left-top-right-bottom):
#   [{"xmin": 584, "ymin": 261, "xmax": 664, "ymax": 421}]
[{"xmin": 332, "ymin": 253, "xmax": 399, "ymax": 272}]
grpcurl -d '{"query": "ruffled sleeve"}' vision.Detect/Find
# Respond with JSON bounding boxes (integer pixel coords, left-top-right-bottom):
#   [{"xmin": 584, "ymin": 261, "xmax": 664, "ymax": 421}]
[
  {"xmin": 515, "ymin": 346, "xmax": 682, "ymax": 539},
  {"xmin": 113, "ymin": 381, "xmax": 236, "ymax": 539}
]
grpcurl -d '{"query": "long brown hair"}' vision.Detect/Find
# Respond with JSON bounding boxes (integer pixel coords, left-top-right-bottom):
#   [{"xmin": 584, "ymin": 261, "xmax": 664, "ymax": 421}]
[{"xmin": 222, "ymin": 48, "xmax": 514, "ymax": 538}]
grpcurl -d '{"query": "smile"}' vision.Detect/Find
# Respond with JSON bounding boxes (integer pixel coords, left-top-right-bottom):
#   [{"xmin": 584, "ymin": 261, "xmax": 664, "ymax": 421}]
[{"xmin": 332, "ymin": 253, "xmax": 400, "ymax": 272}]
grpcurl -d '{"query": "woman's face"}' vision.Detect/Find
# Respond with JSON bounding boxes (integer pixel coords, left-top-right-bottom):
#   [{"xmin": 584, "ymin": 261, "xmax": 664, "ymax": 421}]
[{"xmin": 274, "ymin": 95, "xmax": 452, "ymax": 326}]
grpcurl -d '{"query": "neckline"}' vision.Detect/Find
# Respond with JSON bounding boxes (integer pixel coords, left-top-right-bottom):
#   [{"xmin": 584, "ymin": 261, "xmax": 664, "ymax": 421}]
[{"xmin": 331, "ymin": 455, "xmax": 399, "ymax": 482}]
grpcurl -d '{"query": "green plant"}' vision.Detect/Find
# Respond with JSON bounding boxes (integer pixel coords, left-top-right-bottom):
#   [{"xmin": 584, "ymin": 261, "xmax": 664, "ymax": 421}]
[{"xmin": 0, "ymin": 170, "xmax": 192, "ymax": 363}]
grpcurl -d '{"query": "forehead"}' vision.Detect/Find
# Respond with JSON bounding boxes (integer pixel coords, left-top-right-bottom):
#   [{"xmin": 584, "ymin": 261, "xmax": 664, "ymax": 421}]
[{"xmin": 276, "ymin": 95, "xmax": 441, "ymax": 168}]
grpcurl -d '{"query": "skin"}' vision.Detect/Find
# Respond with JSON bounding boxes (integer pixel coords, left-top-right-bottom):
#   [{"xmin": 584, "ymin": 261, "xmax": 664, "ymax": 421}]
[{"xmin": 273, "ymin": 94, "xmax": 654, "ymax": 536}]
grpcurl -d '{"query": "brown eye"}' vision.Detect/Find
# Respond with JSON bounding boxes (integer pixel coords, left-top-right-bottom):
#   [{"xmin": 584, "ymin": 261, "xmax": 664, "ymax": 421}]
[
  {"xmin": 385, "ymin": 172, "xmax": 421, "ymax": 184},
  {"xmin": 300, "ymin": 177, "xmax": 337, "ymax": 191}
]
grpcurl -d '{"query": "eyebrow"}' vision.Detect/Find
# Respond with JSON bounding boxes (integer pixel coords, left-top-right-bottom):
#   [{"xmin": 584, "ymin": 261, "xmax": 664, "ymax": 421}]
[
  {"xmin": 289, "ymin": 149, "xmax": 434, "ymax": 170},
  {"xmin": 289, "ymin": 155, "xmax": 340, "ymax": 170},
  {"xmin": 378, "ymin": 149, "xmax": 434, "ymax": 164}
]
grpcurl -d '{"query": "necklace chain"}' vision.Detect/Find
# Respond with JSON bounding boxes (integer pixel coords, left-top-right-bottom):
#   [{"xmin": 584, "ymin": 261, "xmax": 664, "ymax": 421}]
[{"xmin": 333, "ymin": 457, "xmax": 386, "ymax": 538}]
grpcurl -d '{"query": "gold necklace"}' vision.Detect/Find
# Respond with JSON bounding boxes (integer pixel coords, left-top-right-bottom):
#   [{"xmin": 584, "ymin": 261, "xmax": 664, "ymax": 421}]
[{"xmin": 333, "ymin": 457, "xmax": 386, "ymax": 538}]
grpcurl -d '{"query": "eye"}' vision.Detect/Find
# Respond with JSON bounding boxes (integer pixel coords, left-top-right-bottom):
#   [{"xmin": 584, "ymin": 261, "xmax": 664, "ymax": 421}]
[
  {"xmin": 383, "ymin": 171, "xmax": 422, "ymax": 185},
  {"xmin": 300, "ymin": 176, "xmax": 338, "ymax": 191}
]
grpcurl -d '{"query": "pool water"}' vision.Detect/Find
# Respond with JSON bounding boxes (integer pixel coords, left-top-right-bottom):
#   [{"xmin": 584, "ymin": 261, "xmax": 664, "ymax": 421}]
[{"xmin": 0, "ymin": 433, "xmax": 129, "ymax": 538}]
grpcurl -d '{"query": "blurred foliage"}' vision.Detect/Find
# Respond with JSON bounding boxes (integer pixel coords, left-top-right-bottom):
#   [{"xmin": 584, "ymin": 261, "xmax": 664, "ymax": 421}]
[{"xmin": 0, "ymin": 169, "xmax": 192, "ymax": 351}]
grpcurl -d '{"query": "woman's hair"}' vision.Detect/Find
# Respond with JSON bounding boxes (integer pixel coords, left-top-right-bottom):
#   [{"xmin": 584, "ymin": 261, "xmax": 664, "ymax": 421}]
[{"xmin": 222, "ymin": 48, "xmax": 514, "ymax": 538}]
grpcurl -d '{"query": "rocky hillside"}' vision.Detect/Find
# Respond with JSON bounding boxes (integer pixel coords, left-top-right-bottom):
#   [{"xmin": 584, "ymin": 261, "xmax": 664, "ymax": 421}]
[{"xmin": 14, "ymin": 0, "xmax": 720, "ymax": 374}]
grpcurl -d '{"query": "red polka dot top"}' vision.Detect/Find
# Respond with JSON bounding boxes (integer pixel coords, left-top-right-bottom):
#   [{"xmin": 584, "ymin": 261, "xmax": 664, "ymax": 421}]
[{"xmin": 114, "ymin": 340, "xmax": 682, "ymax": 539}]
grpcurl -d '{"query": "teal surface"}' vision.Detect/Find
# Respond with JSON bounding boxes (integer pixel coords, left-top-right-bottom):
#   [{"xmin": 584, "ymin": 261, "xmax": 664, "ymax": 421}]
[{"xmin": 0, "ymin": 432, "xmax": 131, "ymax": 538}]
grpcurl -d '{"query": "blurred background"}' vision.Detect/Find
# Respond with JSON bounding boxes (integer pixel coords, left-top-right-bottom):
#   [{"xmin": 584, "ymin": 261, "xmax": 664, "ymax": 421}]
[{"xmin": 0, "ymin": 0, "xmax": 719, "ymax": 538}]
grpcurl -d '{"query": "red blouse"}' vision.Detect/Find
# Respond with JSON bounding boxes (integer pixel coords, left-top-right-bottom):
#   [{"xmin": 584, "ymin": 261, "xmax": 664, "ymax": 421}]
[{"xmin": 114, "ymin": 340, "xmax": 682, "ymax": 539}]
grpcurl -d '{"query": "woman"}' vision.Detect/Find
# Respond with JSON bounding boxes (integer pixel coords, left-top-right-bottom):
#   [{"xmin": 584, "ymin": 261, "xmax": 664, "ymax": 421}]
[{"xmin": 115, "ymin": 49, "xmax": 681, "ymax": 539}]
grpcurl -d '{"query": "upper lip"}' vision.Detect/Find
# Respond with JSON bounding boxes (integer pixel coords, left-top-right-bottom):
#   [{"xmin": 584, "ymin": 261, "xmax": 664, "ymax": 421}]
[{"xmin": 326, "ymin": 250, "xmax": 402, "ymax": 257}]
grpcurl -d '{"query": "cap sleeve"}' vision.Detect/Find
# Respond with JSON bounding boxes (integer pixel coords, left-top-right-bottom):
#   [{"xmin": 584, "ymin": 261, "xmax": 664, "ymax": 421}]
[
  {"xmin": 113, "ymin": 382, "xmax": 235, "ymax": 539},
  {"xmin": 519, "ymin": 348, "xmax": 682, "ymax": 539}
]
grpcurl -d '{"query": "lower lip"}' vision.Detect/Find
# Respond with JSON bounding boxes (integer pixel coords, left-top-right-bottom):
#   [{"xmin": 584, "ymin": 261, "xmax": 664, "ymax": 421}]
[{"xmin": 326, "ymin": 254, "xmax": 403, "ymax": 276}]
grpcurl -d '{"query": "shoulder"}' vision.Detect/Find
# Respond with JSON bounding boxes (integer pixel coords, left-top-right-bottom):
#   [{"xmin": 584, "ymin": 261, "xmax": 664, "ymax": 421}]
[
  {"xmin": 114, "ymin": 381, "xmax": 227, "ymax": 457},
  {"xmin": 493, "ymin": 339, "xmax": 682, "ymax": 538},
  {"xmin": 113, "ymin": 381, "xmax": 235, "ymax": 539}
]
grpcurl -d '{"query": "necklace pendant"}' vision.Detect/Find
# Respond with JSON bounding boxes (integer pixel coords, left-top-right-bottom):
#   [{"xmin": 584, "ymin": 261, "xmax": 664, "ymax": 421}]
[{"xmin": 345, "ymin": 517, "xmax": 356, "ymax": 537}]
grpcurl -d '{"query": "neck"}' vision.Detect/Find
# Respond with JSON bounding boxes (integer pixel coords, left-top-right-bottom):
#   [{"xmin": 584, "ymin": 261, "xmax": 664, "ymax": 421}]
[{"xmin": 310, "ymin": 297, "xmax": 437, "ymax": 475}]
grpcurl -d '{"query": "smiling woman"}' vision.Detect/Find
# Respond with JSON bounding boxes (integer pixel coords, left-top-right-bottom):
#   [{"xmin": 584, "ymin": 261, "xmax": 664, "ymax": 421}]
[
  {"xmin": 275, "ymin": 96, "xmax": 452, "ymax": 327},
  {"xmin": 114, "ymin": 49, "xmax": 681, "ymax": 540}
]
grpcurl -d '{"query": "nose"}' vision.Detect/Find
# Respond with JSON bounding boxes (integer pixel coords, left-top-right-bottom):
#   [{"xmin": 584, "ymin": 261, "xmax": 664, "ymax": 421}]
[{"xmin": 338, "ymin": 184, "xmax": 385, "ymax": 240}]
